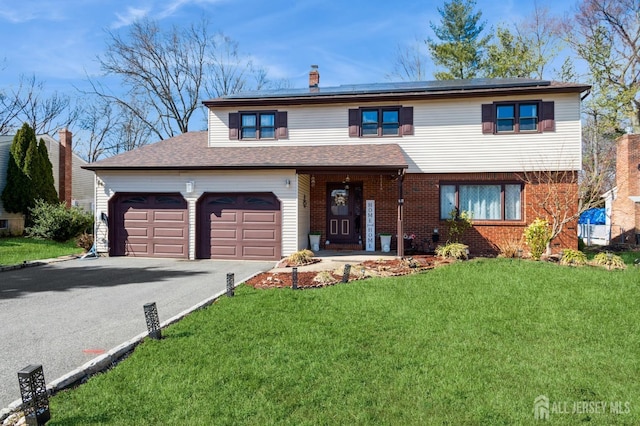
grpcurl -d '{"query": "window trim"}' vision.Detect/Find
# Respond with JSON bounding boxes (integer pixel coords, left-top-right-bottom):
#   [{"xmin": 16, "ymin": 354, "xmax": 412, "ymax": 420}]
[
  {"xmin": 349, "ymin": 106, "xmax": 413, "ymax": 137},
  {"xmin": 482, "ymin": 100, "xmax": 555, "ymax": 134},
  {"xmin": 360, "ymin": 107, "xmax": 400, "ymax": 137},
  {"xmin": 439, "ymin": 181, "xmax": 524, "ymax": 222},
  {"xmin": 240, "ymin": 111, "xmax": 276, "ymax": 140},
  {"xmin": 228, "ymin": 110, "xmax": 287, "ymax": 140}
]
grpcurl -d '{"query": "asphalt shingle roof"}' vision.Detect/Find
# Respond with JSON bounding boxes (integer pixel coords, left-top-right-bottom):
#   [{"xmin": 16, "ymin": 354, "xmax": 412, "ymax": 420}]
[{"xmin": 84, "ymin": 131, "xmax": 408, "ymax": 171}]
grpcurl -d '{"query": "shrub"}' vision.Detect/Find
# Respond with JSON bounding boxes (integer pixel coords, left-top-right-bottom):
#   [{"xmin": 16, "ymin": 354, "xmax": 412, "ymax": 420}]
[
  {"xmin": 435, "ymin": 243, "xmax": 469, "ymax": 260},
  {"xmin": 313, "ymin": 271, "xmax": 338, "ymax": 285},
  {"xmin": 26, "ymin": 200, "xmax": 93, "ymax": 242},
  {"xmin": 560, "ymin": 249, "xmax": 587, "ymax": 266},
  {"xmin": 76, "ymin": 232, "xmax": 94, "ymax": 252},
  {"xmin": 495, "ymin": 236, "xmax": 524, "ymax": 258},
  {"xmin": 287, "ymin": 249, "xmax": 315, "ymax": 266},
  {"xmin": 446, "ymin": 209, "xmax": 472, "ymax": 243},
  {"xmin": 591, "ymin": 252, "xmax": 627, "ymax": 270},
  {"xmin": 524, "ymin": 218, "xmax": 551, "ymax": 261}
]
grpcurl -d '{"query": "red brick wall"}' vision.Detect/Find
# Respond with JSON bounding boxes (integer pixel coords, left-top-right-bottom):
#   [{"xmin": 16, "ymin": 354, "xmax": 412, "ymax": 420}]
[
  {"xmin": 310, "ymin": 172, "xmax": 578, "ymax": 255},
  {"xmin": 611, "ymin": 134, "xmax": 640, "ymax": 243},
  {"xmin": 58, "ymin": 128, "xmax": 73, "ymax": 207}
]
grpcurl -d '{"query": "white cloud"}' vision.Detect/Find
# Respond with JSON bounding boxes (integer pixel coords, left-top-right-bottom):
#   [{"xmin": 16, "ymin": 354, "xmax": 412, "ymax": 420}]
[{"xmin": 112, "ymin": 6, "xmax": 150, "ymax": 29}]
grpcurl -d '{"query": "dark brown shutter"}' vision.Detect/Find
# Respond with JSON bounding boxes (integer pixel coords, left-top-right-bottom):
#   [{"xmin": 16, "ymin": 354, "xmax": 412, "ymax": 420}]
[
  {"xmin": 276, "ymin": 111, "xmax": 288, "ymax": 139},
  {"xmin": 481, "ymin": 104, "xmax": 494, "ymax": 134},
  {"xmin": 228, "ymin": 112, "xmax": 239, "ymax": 140},
  {"xmin": 541, "ymin": 101, "xmax": 555, "ymax": 132},
  {"xmin": 400, "ymin": 106, "xmax": 414, "ymax": 135},
  {"xmin": 348, "ymin": 108, "xmax": 360, "ymax": 137}
]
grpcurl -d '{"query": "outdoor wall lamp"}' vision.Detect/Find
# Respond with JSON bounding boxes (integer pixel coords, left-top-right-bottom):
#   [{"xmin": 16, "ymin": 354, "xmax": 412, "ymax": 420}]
[
  {"xmin": 303, "ymin": 194, "xmax": 308, "ymax": 208},
  {"xmin": 285, "ymin": 179, "xmax": 291, "ymax": 188},
  {"xmin": 310, "ymin": 175, "xmax": 316, "ymax": 188},
  {"xmin": 186, "ymin": 181, "xmax": 195, "ymax": 193}
]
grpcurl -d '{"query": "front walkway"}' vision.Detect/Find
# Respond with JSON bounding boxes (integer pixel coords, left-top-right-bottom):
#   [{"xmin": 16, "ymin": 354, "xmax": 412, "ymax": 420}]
[{"xmin": 271, "ymin": 250, "xmax": 399, "ymax": 272}]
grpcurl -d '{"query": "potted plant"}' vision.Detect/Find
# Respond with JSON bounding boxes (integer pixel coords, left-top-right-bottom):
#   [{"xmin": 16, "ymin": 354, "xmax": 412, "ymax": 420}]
[
  {"xmin": 309, "ymin": 231, "xmax": 322, "ymax": 251},
  {"xmin": 379, "ymin": 233, "xmax": 392, "ymax": 253}
]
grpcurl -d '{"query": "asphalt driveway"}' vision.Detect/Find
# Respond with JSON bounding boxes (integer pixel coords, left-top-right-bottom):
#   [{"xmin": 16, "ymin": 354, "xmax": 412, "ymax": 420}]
[{"xmin": 0, "ymin": 256, "xmax": 273, "ymax": 409}]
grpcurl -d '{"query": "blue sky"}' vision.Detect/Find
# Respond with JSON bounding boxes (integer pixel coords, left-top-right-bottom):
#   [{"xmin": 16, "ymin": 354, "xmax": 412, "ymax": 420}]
[{"xmin": 0, "ymin": 0, "xmax": 577, "ymax": 96}]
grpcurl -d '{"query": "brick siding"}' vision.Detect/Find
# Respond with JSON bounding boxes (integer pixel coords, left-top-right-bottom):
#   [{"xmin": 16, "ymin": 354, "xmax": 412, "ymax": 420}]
[{"xmin": 310, "ymin": 172, "xmax": 578, "ymax": 255}]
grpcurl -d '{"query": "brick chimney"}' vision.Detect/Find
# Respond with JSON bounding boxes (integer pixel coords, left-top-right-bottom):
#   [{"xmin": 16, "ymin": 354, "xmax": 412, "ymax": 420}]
[
  {"xmin": 610, "ymin": 133, "xmax": 640, "ymax": 243},
  {"xmin": 309, "ymin": 65, "xmax": 319, "ymax": 92},
  {"xmin": 58, "ymin": 128, "xmax": 72, "ymax": 207}
]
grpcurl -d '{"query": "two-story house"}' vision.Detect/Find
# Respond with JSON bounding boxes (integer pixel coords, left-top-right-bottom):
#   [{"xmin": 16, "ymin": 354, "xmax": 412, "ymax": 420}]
[{"xmin": 85, "ymin": 68, "xmax": 589, "ymax": 260}]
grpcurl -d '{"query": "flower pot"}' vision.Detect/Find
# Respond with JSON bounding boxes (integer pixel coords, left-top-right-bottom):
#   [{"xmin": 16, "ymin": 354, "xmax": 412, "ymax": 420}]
[
  {"xmin": 380, "ymin": 235, "xmax": 391, "ymax": 253},
  {"xmin": 309, "ymin": 234, "xmax": 321, "ymax": 251}
]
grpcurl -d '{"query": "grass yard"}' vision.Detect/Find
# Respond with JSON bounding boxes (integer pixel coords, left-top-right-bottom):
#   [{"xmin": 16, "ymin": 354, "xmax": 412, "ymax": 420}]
[
  {"xmin": 0, "ymin": 237, "xmax": 83, "ymax": 266},
  {"xmin": 49, "ymin": 258, "xmax": 640, "ymax": 425}
]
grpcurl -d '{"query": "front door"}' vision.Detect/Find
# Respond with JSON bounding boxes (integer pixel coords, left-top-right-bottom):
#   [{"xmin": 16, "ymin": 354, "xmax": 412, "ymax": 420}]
[{"xmin": 326, "ymin": 182, "xmax": 362, "ymax": 244}]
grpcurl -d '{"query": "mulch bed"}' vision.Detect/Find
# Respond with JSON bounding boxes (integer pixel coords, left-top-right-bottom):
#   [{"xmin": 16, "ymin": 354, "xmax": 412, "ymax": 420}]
[{"xmin": 245, "ymin": 255, "xmax": 453, "ymax": 289}]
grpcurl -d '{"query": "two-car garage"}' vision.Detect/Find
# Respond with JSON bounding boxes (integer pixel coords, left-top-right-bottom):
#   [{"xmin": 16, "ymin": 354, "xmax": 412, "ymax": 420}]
[{"xmin": 109, "ymin": 192, "xmax": 281, "ymax": 260}]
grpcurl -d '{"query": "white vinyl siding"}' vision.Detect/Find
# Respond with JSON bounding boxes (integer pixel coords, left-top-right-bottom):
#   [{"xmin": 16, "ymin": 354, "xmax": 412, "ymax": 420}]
[
  {"xmin": 94, "ymin": 169, "xmax": 297, "ymax": 259},
  {"xmin": 208, "ymin": 93, "xmax": 581, "ymax": 173}
]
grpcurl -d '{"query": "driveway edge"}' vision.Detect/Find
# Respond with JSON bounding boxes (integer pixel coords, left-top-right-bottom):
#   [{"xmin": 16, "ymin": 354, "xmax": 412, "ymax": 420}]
[{"xmin": 0, "ymin": 273, "xmax": 258, "ymax": 424}]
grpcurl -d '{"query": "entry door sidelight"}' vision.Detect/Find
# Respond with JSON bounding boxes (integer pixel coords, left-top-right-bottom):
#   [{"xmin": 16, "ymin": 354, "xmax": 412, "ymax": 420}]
[{"xmin": 326, "ymin": 183, "xmax": 362, "ymax": 244}]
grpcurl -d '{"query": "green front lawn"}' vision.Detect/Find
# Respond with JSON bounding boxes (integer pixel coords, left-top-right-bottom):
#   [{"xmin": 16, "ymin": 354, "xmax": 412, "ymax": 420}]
[
  {"xmin": 0, "ymin": 237, "xmax": 83, "ymax": 266},
  {"xmin": 50, "ymin": 259, "xmax": 640, "ymax": 425}
]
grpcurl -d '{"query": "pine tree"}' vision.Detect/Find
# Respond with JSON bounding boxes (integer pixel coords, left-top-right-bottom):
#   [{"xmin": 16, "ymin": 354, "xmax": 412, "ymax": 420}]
[
  {"xmin": 35, "ymin": 138, "xmax": 58, "ymax": 204},
  {"xmin": 1, "ymin": 153, "xmax": 33, "ymax": 214},
  {"xmin": 427, "ymin": 0, "xmax": 491, "ymax": 80},
  {"xmin": 1, "ymin": 123, "xmax": 59, "ymax": 218}
]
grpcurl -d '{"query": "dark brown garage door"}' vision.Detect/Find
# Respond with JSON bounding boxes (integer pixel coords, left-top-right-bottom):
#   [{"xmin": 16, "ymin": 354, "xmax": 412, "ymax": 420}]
[
  {"xmin": 197, "ymin": 193, "xmax": 281, "ymax": 260},
  {"xmin": 110, "ymin": 193, "xmax": 188, "ymax": 258}
]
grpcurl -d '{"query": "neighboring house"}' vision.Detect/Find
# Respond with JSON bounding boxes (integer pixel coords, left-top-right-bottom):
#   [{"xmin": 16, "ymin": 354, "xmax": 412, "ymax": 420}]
[
  {"xmin": 85, "ymin": 68, "xmax": 589, "ymax": 260},
  {"xmin": 605, "ymin": 134, "xmax": 640, "ymax": 245},
  {"xmin": 0, "ymin": 129, "xmax": 94, "ymax": 235}
]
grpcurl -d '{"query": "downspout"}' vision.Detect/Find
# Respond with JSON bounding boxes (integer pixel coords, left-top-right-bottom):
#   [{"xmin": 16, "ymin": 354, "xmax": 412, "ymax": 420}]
[{"xmin": 397, "ymin": 169, "xmax": 405, "ymax": 257}]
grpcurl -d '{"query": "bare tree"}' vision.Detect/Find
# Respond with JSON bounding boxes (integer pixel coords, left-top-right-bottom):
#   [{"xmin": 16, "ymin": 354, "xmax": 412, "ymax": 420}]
[
  {"xmin": 90, "ymin": 18, "xmax": 266, "ymax": 144},
  {"xmin": 15, "ymin": 74, "xmax": 78, "ymax": 135},
  {"xmin": 516, "ymin": 2, "xmax": 563, "ymax": 79},
  {"xmin": 521, "ymin": 163, "xmax": 610, "ymax": 254},
  {"xmin": 76, "ymin": 96, "xmax": 153, "ymax": 162},
  {"xmin": 565, "ymin": 0, "xmax": 640, "ymax": 130},
  {"xmin": 386, "ymin": 38, "xmax": 430, "ymax": 81},
  {"xmin": 206, "ymin": 33, "xmax": 263, "ymax": 97}
]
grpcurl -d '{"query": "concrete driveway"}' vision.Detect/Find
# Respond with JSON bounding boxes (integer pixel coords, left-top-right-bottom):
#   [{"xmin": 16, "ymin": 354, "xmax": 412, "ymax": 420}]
[{"xmin": 0, "ymin": 256, "xmax": 273, "ymax": 409}]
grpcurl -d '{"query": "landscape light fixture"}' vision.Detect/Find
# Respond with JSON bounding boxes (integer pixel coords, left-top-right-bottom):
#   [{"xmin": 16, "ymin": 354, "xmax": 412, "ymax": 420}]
[
  {"xmin": 18, "ymin": 364, "xmax": 50, "ymax": 426},
  {"xmin": 143, "ymin": 302, "xmax": 162, "ymax": 340}
]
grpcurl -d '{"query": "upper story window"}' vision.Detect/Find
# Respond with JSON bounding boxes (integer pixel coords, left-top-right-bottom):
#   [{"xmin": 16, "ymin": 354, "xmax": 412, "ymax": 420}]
[
  {"xmin": 228, "ymin": 111, "xmax": 287, "ymax": 140},
  {"xmin": 361, "ymin": 108, "xmax": 400, "ymax": 136},
  {"xmin": 482, "ymin": 101, "xmax": 555, "ymax": 134},
  {"xmin": 349, "ymin": 106, "xmax": 413, "ymax": 137}
]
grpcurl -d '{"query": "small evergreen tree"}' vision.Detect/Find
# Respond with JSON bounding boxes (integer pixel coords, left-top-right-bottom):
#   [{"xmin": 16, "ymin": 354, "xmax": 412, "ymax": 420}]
[
  {"xmin": 34, "ymin": 138, "xmax": 58, "ymax": 204},
  {"xmin": 427, "ymin": 0, "xmax": 491, "ymax": 80},
  {"xmin": 1, "ymin": 123, "xmax": 59, "ymax": 220},
  {"xmin": 1, "ymin": 153, "xmax": 33, "ymax": 214}
]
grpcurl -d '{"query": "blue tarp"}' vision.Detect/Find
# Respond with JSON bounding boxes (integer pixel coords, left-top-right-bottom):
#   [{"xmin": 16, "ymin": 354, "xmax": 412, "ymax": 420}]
[{"xmin": 579, "ymin": 208, "xmax": 606, "ymax": 225}]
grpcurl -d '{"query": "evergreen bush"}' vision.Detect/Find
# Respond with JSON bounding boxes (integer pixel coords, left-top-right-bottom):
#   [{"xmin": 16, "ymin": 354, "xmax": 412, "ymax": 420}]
[
  {"xmin": 26, "ymin": 200, "xmax": 93, "ymax": 242},
  {"xmin": 524, "ymin": 218, "xmax": 551, "ymax": 260}
]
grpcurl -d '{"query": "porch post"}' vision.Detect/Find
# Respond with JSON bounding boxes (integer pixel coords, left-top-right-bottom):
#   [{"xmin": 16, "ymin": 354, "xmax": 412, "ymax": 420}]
[{"xmin": 397, "ymin": 170, "xmax": 404, "ymax": 257}]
